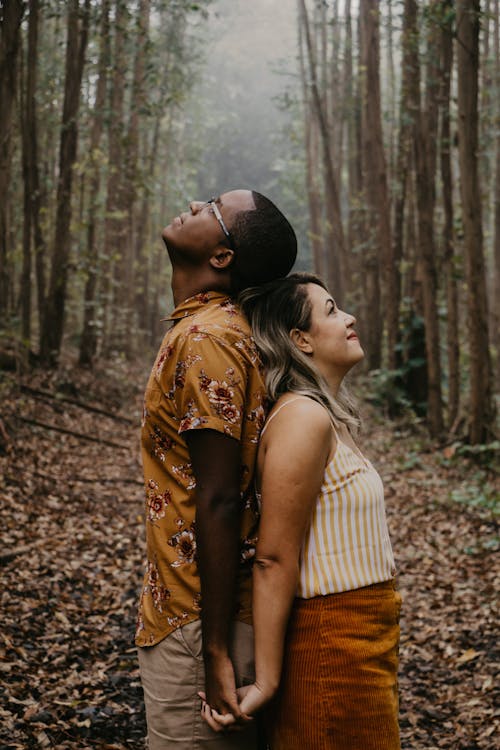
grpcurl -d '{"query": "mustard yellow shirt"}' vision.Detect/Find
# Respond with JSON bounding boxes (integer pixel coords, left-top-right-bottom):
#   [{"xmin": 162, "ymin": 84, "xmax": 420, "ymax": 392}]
[{"xmin": 135, "ymin": 292, "xmax": 266, "ymax": 647}]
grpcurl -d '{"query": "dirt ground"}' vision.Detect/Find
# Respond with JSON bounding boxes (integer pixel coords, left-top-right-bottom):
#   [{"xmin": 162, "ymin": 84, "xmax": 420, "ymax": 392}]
[{"xmin": 0, "ymin": 363, "xmax": 498, "ymax": 749}]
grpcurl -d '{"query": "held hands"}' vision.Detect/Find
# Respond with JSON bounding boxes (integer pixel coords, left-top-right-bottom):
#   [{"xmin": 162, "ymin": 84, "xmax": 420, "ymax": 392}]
[
  {"xmin": 203, "ymin": 652, "xmax": 242, "ymax": 720},
  {"xmin": 199, "ymin": 682, "xmax": 273, "ymax": 732}
]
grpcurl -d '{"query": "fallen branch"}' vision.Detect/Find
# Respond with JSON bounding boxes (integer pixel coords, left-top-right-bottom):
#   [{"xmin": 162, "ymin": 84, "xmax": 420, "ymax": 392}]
[
  {"xmin": 19, "ymin": 385, "xmax": 135, "ymax": 425},
  {"xmin": 25, "ymin": 469, "xmax": 143, "ymax": 487},
  {"xmin": 16, "ymin": 416, "xmax": 128, "ymax": 450},
  {"xmin": 0, "ymin": 538, "xmax": 50, "ymax": 564},
  {"xmin": 0, "ymin": 417, "xmax": 10, "ymax": 450}
]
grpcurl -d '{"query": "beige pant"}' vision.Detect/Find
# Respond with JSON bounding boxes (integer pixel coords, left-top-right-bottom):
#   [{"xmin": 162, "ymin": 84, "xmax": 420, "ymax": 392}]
[{"xmin": 138, "ymin": 620, "xmax": 258, "ymax": 750}]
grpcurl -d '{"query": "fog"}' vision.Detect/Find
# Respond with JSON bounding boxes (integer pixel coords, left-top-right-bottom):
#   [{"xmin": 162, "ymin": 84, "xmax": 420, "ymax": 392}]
[{"xmin": 186, "ymin": 0, "xmax": 300, "ymax": 213}]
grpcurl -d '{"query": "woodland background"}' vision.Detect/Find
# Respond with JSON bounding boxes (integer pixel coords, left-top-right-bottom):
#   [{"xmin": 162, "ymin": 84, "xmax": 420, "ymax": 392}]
[{"xmin": 0, "ymin": 0, "xmax": 498, "ymax": 748}]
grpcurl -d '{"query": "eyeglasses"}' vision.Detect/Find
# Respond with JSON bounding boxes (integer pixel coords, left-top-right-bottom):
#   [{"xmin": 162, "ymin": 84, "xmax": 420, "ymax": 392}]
[{"xmin": 207, "ymin": 198, "xmax": 235, "ymax": 252}]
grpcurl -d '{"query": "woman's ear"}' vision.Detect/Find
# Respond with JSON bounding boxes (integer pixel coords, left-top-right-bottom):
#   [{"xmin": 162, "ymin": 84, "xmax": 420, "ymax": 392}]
[
  {"xmin": 209, "ymin": 247, "xmax": 234, "ymax": 270},
  {"xmin": 290, "ymin": 328, "xmax": 313, "ymax": 355}
]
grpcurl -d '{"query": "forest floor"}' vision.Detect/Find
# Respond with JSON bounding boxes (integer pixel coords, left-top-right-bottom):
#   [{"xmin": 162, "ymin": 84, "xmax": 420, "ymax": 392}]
[{"xmin": 0, "ymin": 360, "xmax": 498, "ymax": 750}]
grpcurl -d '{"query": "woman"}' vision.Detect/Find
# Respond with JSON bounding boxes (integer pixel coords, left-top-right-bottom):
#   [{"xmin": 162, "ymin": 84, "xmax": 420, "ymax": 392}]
[{"xmin": 202, "ymin": 273, "xmax": 401, "ymax": 749}]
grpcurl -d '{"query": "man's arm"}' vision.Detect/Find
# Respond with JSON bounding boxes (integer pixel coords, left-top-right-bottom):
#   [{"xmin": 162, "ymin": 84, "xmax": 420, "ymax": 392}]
[{"xmin": 185, "ymin": 428, "xmax": 244, "ymax": 720}]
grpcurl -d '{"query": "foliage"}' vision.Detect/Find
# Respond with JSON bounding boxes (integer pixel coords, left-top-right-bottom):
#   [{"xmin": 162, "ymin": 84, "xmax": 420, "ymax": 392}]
[{"xmin": 1, "ymin": 365, "xmax": 498, "ymax": 748}]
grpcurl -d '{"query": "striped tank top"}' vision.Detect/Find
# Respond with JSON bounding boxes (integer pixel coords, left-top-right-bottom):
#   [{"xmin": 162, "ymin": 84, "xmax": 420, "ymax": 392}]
[{"xmin": 260, "ymin": 398, "xmax": 396, "ymax": 599}]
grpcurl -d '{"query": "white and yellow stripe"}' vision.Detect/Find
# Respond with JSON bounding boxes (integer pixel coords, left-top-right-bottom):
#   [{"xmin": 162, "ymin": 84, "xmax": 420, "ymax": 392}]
[{"xmin": 297, "ymin": 440, "xmax": 395, "ymax": 598}]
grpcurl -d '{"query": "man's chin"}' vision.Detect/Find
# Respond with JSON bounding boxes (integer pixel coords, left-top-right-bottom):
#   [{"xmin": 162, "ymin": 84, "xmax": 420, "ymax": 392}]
[{"xmin": 161, "ymin": 226, "xmax": 171, "ymax": 245}]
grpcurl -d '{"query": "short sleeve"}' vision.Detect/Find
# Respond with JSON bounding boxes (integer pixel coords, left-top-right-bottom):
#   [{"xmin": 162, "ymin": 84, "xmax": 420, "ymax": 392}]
[{"xmin": 168, "ymin": 332, "xmax": 248, "ymax": 441}]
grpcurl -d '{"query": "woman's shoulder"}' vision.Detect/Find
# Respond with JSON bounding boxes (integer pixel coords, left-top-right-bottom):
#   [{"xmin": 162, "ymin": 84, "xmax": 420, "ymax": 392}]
[
  {"xmin": 264, "ymin": 393, "xmax": 332, "ymax": 435},
  {"xmin": 260, "ymin": 394, "xmax": 333, "ymax": 468}
]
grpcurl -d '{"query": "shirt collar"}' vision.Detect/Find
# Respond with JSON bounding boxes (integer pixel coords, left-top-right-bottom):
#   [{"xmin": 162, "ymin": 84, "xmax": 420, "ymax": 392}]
[{"xmin": 164, "ymin": 291, "xmax": 232, "ymax": 322}]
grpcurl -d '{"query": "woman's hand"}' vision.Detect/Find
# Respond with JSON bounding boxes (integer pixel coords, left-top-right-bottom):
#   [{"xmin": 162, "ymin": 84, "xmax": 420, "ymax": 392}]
[
  {"xmin": 198, "ymin": 689, "xmax": 250, "ymax": 733},
  {"xmin": 198, "ymin": 682, "xmax": 274, "ymax": 731},
  {"xmin": 238, "ymin": 682, "xmax": 273, "ymax": 716}
]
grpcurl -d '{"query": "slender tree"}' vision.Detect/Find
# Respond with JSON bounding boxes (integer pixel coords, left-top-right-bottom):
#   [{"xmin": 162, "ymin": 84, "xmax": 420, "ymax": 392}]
[
  {"xmin": 439, "ymin": 0, "xmax": 460, "ymax": 429},
  {"xmin": 392, "ymin": 0, "xmax": 418, "ymax": 372},
  {"xmin": 457, "ymin": 0, "xmax": 495, "ymax": 442},
  {"xmin": 299, "ymin": 19, "xmax": 324, "ymax": 276},
  {"xmin": 0, "ymin": 0, "xmax": 24, "ymax": 321},
  {"xmin": 359, "ymin": 0, "xmax": 391, "ymax": 370},
  {"xmin": 100, "ymin": 0, "xmax": 127, "ymax": 354},
  {"xmin": 20, "ymin": 33, "xmax": 32, "ymax": 346},
  {"xmin": 493, "ymin": 0, "xmax": 500, "ymax": 379},
  {"xmin": 79, "ymin": 0, "xmax": 111, "ymax": 366},
  {"xmin": 412, "ymin": 0, "xmax": 444, "ymax": 436},
  {"xmin": 40, "ymin": 0, "xmax": 90, "ymax": 365},
  {"xmin": 298, "ymin": 0, "xmax": 346, "ymax": 306}
]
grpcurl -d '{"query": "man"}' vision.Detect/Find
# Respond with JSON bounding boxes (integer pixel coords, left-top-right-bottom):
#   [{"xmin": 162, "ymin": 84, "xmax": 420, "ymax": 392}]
[{"xmin": 136, "ymin": 189, "xmax": 297, "ymax": 749}]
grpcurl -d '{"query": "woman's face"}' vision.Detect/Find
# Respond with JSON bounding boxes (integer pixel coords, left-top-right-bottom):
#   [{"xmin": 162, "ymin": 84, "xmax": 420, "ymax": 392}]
[{"xmin": 303, "ymin": 283, "xmax": 364, "ymax": 377}]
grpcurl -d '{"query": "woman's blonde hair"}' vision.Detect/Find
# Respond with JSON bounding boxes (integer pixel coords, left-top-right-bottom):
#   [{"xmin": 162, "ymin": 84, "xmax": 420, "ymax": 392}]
[{"xmin": 239, "ymin": 272, "xmax": 360, "ymax": 434}]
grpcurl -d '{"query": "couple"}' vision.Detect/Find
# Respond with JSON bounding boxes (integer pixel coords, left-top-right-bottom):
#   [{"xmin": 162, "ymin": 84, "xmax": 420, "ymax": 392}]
[{"xmin": 136, "ymin": 189, "xmax": 401, "ymax": 750}]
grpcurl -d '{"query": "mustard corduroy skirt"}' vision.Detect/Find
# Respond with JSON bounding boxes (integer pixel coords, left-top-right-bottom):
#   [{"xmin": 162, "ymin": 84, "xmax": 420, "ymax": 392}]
[{"xmin": 265, "ymin": 580, "xmax": 402, "ymax": 750}]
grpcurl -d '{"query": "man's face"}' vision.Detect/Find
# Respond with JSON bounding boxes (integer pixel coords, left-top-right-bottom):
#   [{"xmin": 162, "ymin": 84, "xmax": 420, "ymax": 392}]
[{"xmin": 162, "ymin": 189, "xmax": 255, "ymax": 262}]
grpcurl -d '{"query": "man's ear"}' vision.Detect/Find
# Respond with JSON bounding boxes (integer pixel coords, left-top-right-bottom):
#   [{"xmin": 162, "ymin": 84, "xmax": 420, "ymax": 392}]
[
  {"xmin": 209, "ymin": 247, "xmax": 235, "ymax": 270},
  {"xmin": 290, "ymin": 328, "xmax": 313, "ymax": 355}
]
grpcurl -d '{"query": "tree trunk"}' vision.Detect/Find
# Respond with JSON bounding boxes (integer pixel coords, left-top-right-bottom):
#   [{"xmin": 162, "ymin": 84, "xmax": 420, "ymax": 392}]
[
  {"xmin": 413, "ymin": 0, "xmax": 444, "ymax": 437},
  {"xmin": 457, "ymin": 0, "xmax": 495, "ymax": 443},
  {"xmin": 480, "ymin": 0, "xmax": 492, "ymax": 237},
  {"xmin": 493, "ymin": 0, "xmax": 500, "ymax": 380},
  {"xmin": 25, "ymin": 0, "xmax": 46, "ymax": 342},
  {"xmin": 116, "ymin": 0, "xmax": 150, "ymax": 357},
  {"xmin": 79, "ymin": 0, "xmax": 110, "ymax": 367},
  {"xmin": 100, "ymin": 0, "xmax": 127, "ymax": 354},
  {"xmin": 20, "ymin": 34, "xmax": 32, "ymax": 346},
  {"xmin": 346, "ymin": 0, "xmax": 362, "ymax": 278},
  {"xmin": 39, "ymin": 0, "xmax": 90, "ymax": 365},
  {"xmin": 298, "ymin": 14, "xmax": 324, "ymax": 276},
  {"xmin": 439, "ymin": 1, "xmax": 459, "ymax": 430},
  {"xmin": 359, "ymin": 0, "xmax": 391, "ymax": 371},
  {"xmin": 329, "ymin": 0, "xmax": 343, "ymax": 191},
  {"xmin": 341, "ymin": 0, "xmax": 353, "ymax": 288},
  {"xmin": 298, "ymin": 0, "xmax": 346, "ymax": 306},
  {"xmin": 386, "ymin": 0, "xmax": 397, "ymax": 181},
  {"xmin": 0, "ymin": 0, "xmax": 24, "ymax": 321},
  {"xmin": 392, "ymin": 0, "xmax": 418, "ymax": 373}
]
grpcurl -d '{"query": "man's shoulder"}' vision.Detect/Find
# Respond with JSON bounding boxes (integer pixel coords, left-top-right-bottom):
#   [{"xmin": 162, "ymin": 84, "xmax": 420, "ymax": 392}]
[{"xmin": 181, "ymin": 298, "xmax": 252, "ymax": 345}]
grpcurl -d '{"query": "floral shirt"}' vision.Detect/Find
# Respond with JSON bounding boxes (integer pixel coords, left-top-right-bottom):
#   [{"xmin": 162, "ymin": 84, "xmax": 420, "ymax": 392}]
[{"xmin": 135, "ymin": 292, "xmax": 266, "ymax": 647}]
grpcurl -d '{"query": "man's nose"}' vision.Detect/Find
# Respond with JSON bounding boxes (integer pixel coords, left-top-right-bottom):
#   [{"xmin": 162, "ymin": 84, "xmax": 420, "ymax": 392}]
[{"xmin": 189, "ymin": 201, "xmax": 204, "ymax": 214}]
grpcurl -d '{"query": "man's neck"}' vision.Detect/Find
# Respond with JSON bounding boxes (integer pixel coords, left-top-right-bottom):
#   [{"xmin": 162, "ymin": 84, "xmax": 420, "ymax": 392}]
[{"xmin": 170, "ymin": 267, "xmax": 231, "ymax": 307}]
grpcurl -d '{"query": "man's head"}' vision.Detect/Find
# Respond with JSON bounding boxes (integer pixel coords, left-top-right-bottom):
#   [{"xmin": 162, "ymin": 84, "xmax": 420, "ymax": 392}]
[{"xmin": 162, "ymin": 189, "xmax": 297, "ymax": 294}]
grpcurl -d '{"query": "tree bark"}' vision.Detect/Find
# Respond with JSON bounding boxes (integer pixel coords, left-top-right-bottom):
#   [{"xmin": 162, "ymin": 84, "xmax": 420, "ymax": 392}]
[
  {"xmin": 413, "ymin": 0, "xmax": 444, "ymax": 436},
  {"xmin": 39, "ymin": 0, "xmax": 90, "ymax": 365},
  {"xmin": 346, "ymin": 0, "xmax": 363, "ymax": 280},
  {"xmin": 100, "ymin": 0, "xmax": 127, "ymax": 354},
  {"xmin": 20, "ymin": 34, "xmax": 32, "ymax": 346},
  {"xmin": 299, "ymin": 19, "xmax": 324, "ymax": 276},
  {"xmin": 116, "ymin": 0, "xmax": 150, "ymax": 356},
  {"xmin": 0, "ymin": 0, "xmax": 24, "ymax": 320},
  {"xmin": 493, "ymin": 0, "xmax": 500, "ymax": 380},
  {"xmin": 79, "ymin": 0, "xmax": 110, "ymax": 366},
  {"xmin": 26, "ymin": 0, "xmax": 46, "ymax": 342},
  {"xmin": 298, "ymin": 0, "xmax": 346, "ymax": 306},
  {"xmin": 457, "ymin": 0, "xmax": 495, "ymax": 442},
  {"xmin": 392, "ymin": 0, "xmax": 418, "ymax": 373},
  {"xmin": 439, "ymin": 1, "xmax": 460, "ymax": 430},
  {"xmin": 359, "ymin": 0, "xmax": 391, "ymax": 371}
]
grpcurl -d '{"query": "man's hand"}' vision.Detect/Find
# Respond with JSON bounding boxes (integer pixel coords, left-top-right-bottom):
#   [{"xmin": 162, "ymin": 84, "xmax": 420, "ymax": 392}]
[
  {"xmin": 185, "ymin": 430, "xmax": 246, "ymax": 722},
  {"xmin": 204, "ymin": 651, "xmax": 242, "ymax": 719},
  {"xmin": 199, "ymin": 681, "xmax": 268, "ymax": 733}
]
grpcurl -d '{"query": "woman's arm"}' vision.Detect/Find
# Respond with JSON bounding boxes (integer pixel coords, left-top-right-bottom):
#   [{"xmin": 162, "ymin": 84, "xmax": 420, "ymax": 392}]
[{"xmin": 239, "ymin": 398, "xmax": 333, "ymax": 715}]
